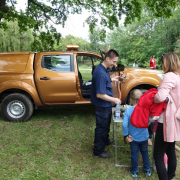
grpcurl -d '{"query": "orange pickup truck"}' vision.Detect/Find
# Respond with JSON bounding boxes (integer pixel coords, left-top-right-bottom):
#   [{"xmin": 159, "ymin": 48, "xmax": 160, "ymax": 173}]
[{"xmin": 0, "ymin": 45, "xmax": 163, "ymax": 122}]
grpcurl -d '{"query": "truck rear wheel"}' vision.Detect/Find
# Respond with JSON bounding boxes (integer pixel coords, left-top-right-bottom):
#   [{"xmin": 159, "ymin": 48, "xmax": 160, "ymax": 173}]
[{"xmin": 1, "ymin": 93, "xmax": 33, "ymax": 122}]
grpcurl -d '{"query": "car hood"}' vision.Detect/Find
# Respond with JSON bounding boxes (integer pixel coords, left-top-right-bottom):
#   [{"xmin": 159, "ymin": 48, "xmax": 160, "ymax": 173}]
[{"xmin": 124, "ymin": 66, "xmax": 163, "ymax": 74}]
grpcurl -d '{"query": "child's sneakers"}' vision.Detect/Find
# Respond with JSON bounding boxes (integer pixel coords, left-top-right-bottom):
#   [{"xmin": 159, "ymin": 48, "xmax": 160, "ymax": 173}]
[
  {"xmin": 145, "ymin": 171, "xmax": 151, "ymax": 177},
  {"xmin": 131, "ymin": 172, "xmax": 137, "ymax": 178}
]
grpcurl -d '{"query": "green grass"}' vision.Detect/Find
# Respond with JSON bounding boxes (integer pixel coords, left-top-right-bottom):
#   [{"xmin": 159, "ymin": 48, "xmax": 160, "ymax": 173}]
[
  {"xmin": 0, "ymin": 105, "xmax": 180, "ymax": 179},
  {"xmin": 79, "ymin": 69, "xmax": 92, "ymax": 81}
]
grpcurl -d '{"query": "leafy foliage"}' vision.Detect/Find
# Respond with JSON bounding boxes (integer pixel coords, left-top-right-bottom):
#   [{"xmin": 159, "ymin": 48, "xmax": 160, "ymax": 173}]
[
  {"xmin": 174, "ymin": 37, "xmax": 180, "ymax": 57},
  {"xmin": 107, "ymin": 7, "xmax": 180, "ymax": 69},
  {"xmin": 0, "ymin": 21, "xmax": 33, "ymax": 52},
  {"xmin": 55, "ymin": 34, "xmax": 91, "ymax": 51},
  {"xmin": 0, "ymin": 0, "xmax": 180, "ymax": 40},
  {"xmin": 31, "ymin": 26, "xmax": 61, "ymax": 51},
  {"xmin": 89, "ymin": 28, "xmax": 109, "ymax": 54},
  {"xmin": 0, "ymin": 20, "xmax": 103, "ymax": 53}
]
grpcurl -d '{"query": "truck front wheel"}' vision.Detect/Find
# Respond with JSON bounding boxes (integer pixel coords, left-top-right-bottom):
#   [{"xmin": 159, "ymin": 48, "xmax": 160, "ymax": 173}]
[{"xmin": 1, "ymin": 93, "xmax": 33, "ymax": 122}]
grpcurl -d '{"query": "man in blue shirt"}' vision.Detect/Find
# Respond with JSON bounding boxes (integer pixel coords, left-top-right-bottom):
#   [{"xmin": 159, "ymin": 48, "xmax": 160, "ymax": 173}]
[{"xmin": 91, "ymin": 49, "xmax": 121, "ymax": 158}]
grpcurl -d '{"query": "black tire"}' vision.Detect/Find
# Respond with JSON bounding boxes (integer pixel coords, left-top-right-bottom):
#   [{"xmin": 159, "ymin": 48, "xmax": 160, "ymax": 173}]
[
  {"xmin": 140, "ymin": 89, "xmax": 148, "ymax": 94},
  {"xmin": 1, "ymin": 93, "xmax": 33, "ymax": 122},
  {"xmin": 125, "ymin": 92, "xmax": 131, "ymax": 105}
]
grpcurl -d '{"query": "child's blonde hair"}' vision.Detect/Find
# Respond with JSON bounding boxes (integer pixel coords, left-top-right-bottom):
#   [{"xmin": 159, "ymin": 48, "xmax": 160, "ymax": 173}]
[{"xmin": 130, "ymin": 89, "xmax": 143, "ymax": 105}]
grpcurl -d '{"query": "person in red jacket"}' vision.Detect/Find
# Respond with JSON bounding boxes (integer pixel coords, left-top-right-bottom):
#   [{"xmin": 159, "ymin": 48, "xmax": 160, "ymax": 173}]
[{"xmin": 150, "ymin": 56, "xmax": 156, "ymax": 69}]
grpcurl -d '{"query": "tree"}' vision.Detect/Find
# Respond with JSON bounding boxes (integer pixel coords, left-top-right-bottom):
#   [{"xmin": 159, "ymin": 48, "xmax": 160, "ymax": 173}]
[
  {"xmin": 56, "ymin": 35, "xmax": 90, "ymax": 51},
  {"xmin": 30, "ymin": 26, "xmax": 61, "ymax": 51},
  {"xmin": 89, "ymin": 28, "xmax": 108, "ymax": 54},
  {"xmin": 0, "ymin": 0, "xmax": 179, "ymax": 40},
  {"xmin": 0, "ymin": 21, "xmax": 34, "ymax": 52},
  {"xmin": 108, "ymin": 7, "xmax": 180, "ymax": 68},
  {"xmin": 0, "ymin": 20, "xmax": 62, "ymax": 52},
  {"xmin": 174, "ymin": 36, "xmax": 180, "ymax": 57},
  {"xmin": 0, "ymin": 20, "xmax": 94, "ymax": 52}
]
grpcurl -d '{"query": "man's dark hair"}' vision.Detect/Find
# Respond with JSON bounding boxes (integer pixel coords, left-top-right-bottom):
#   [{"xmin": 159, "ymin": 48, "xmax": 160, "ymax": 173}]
[{"xmin": 104, "ymin": 49, "xmax": 119, "ymax": 60}]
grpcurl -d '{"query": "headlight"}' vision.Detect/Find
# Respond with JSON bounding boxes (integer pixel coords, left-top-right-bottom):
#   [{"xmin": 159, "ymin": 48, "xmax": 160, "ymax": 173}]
[{"xmin": 157, "ymin": 73, "xmax": 163, "ymax": 80}]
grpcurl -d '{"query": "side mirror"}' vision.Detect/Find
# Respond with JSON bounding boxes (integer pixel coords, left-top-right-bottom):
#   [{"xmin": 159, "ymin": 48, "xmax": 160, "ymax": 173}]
[{"xmin": 117, "ymin": 64, "xmax": 125, "ymax": 71}]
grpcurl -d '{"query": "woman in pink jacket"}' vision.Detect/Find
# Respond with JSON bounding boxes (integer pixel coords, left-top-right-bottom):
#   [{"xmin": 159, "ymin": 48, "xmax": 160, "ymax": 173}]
[{"xmin": 153, "ymin": 52, "xmax": 180, "ymax": 180}]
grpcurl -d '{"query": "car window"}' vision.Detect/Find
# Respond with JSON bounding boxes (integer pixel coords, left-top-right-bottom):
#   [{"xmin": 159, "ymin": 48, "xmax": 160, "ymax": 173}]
[
  {"xmin": 77, "ymin": 55, "xmax": 102, "ymax": 81},
  {"xmin": 77, "ymin": 55, "xmax": 93, "ymax": 81},
  {"xmin": 42, "ymin": 55, "xmax": 71, "ymax": 72}
]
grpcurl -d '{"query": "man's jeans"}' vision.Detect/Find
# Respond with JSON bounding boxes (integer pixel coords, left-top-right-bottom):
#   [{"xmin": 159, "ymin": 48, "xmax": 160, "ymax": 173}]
[
  {"xmin": 93, "ymin": 106, "xmax": 112, "ymax": 155},
  {"xmin": 130, "ymin": 140, "xmax": 151, "ymax": 172}
]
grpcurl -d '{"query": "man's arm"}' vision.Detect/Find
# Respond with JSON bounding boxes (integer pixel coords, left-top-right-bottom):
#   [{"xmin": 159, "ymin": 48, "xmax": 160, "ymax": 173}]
[
  {"xmin": 96, "ymin": 93, "xmax": 121, "ymax": 104},
  {"xmin": 111, "ymin": 76, "xmax": 120, "ymax": 82},
  {"xmin": 112, "ymin": 73, "xmax": 127, "ymax": 82}
]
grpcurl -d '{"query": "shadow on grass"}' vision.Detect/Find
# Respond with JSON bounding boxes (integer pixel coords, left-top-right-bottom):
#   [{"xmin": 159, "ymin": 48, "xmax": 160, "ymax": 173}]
[{"xmin": 31, "ymin": 104, "xmax": 95, "ymax": 123}]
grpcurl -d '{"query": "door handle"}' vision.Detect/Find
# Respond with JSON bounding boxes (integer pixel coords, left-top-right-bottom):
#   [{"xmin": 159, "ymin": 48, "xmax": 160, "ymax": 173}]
[{"xmin": 40, "ymin": 77, "xmax": 50, "ymax": 80}]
